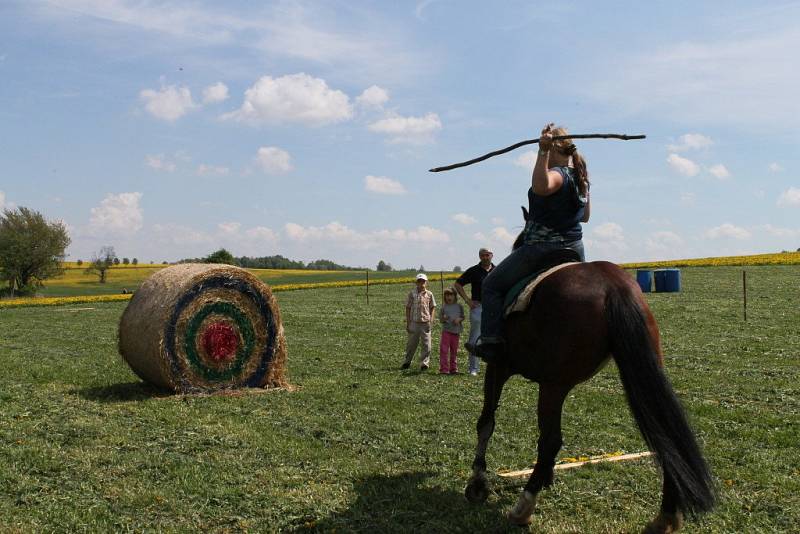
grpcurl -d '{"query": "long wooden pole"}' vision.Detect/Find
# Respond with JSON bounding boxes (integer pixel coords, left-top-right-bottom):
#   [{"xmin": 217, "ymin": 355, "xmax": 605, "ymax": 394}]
[
  {"xmin": 498, "ymin": 451, "xmax": 654, "ymax": 478},
  {"xmin": 429, "ymin": 133, "xmax": 646, "ymax": 173},
  {"xmin": 366, "ymin": 270, "xmax": 369, "ymax": 305},
  {"xmin": 743, "ymin": 270, "xmax": 747, "ymax": 322}
]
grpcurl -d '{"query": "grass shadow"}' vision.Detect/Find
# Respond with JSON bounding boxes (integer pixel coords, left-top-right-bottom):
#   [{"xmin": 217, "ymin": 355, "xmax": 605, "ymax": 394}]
[
  {"xmin": 73, "ymin": 381, "xmax": 171, "ymax": 403},
  {"xmin": 291, "ymin": 471, "xmax": 518, "ymax": 533}
]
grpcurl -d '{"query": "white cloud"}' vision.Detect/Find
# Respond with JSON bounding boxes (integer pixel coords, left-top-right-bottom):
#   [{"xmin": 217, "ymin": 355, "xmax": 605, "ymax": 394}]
[
  {"xmin": 667, "ymin": 154, "xmax": 700, "ymax": 176},
  {"xmin": 145, "ymin": 154, "xmax": 177, "ymax": 172},
  {"xmin": 768, "ymin": 162, "xmax": 783, "ymax": 173},
  {"xmin": 202, "ymin": 82, "xmax": 229, "ymax": 104},
  {"xmin": 368, "ymin": 112, "xmax": 442, "ymax": 144},
  {"xmin": 777, "ymin": 187, "xmax": 800, "ymax": 207},
  {"xmin": 196, "ymin": 164, "xmax": 230, "ymax": 176},
  {"xmin": 245, "ymin": 226, "xmax": 279, "ymax": 243},
  {"xmin": 667, "ymin": 133, "xmax": 714, "ymax": 152},
  {"xmin": 513, "ymin": 150, "xmax": 537, "ymax": 169},
  {"xmin": 707, "ymin": 164, "xmax": 731, "ymax": 180},
  {"xmin": 223, "ymin": 73, "xmax": 353, "ymax": 125},
  {"xmin": 705, "ymin": 223, "xmax": 751, "ymax": 240},
  {"xmin": 680, "ymin": 192, "xmax": 696, "ymax": 206},
  {"xmin": 152, "ymin": 223, "xmax": 212, "ymax": 246},
  {"xmin": 592, "ymin": 222, "xmax": 626, "ymax": 242},
  {"xmin": 452, "ymin": 213, "xmax": 476, "ymax": 225},
  {"xmin": 472, "ymin": 227, "xmax": 516, "ymax": 250},
  {"xmin": 645, "ymin": 231, "xmax": 684, "ymax": 254},
  {"xmin": 285, "ymin": 221, "xmax": 449, "ymax": 248},
  {"xmin": 0, "ymin": 191, "xmax": 5, "ymax": 211},
  {"xmin": 218, "ymin": 222, "xmax": 241, "ymax": 234},
  {"xmin": 255, "ymin": 147, "xmax": 292, "ymax": 174},
  {"xmin": 757, "ymin": 224, "xmax": 800, "ymax": 238},
  {"xmin": 490, "ymin": 217, "xmax": 505, "ymax": 225},
  {"xmin": 89, "ymin": 192, "xmax": 143, "ymax": 235},
  {"xmin": 364, "ymin": 175, "xmax": 406, "ymax": 195},
  {"xmin": 139, "ymin": 85, "xmax": 195, "ymax": 121},
  {"xmin": 356, "ymin": 85, "xmax": 389, "ymax": 109}
]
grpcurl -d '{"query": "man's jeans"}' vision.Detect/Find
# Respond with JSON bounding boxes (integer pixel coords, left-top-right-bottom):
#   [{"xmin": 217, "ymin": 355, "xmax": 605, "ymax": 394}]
[
  {"xmin": 467, "ymin": 305, "xmax": 482, "ymax": 373},
  {"xmin": 480, "ymin": 240, "xmax": 585, "ymax": 342}
]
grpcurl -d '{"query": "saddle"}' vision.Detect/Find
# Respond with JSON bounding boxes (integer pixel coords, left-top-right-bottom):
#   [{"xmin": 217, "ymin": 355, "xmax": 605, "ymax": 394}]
[{"xmin": 503, "ymin": 248, "xmax": 582, "ymax": 317}]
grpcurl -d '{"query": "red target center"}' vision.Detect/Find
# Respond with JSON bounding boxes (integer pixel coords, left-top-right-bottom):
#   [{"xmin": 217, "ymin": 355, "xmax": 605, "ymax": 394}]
[{"xmin": 201, "ymin": 323, "xmax": 239, "ymax": 362}]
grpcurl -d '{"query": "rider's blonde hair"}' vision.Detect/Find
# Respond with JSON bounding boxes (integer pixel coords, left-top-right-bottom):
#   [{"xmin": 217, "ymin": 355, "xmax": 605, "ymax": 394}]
[{"xmin": 552, "ymin": 126, "xmax": 589, "ymax": 198}]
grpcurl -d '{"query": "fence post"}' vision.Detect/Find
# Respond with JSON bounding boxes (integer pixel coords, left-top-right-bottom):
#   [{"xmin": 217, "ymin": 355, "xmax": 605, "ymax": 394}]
[
  {"xmin": 366, "ymin": 270, "xmax": 370, "ymax": 305},
  {"xmin": 742, "ymin": 270, "xmax": 747, "ymax": 322},
  {"xmin": 440, "ymin": 271, "xmax": 444, "ymax": 301}
]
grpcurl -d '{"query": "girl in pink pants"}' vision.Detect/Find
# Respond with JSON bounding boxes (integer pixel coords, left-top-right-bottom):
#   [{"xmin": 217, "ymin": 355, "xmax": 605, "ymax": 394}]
[{"xmin": 439, "ymin": 288, "xmax": 465, "ymax": 374}]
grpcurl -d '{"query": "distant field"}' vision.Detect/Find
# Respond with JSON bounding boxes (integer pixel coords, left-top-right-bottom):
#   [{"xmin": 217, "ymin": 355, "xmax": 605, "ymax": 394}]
[
  {"xmin": 37, "ymin": 265, "xmax": 454, "ymax": 298},
  {"xmin": 620, "ymin": 250, "xmax": 800, "ymax": 269}
]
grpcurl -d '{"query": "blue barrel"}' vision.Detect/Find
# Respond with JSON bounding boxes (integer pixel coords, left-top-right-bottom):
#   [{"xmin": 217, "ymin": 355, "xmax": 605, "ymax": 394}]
[
  {"xmin": 654, "ymin": 268, "xmax": 681, "ymax": 292},
  {"xmin": 636, "ymin": 270, "xmax": 653, "ymax": 293}
]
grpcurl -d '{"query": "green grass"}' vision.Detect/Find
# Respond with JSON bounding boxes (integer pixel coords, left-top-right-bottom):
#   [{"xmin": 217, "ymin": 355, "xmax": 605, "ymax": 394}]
[{"xmin": 0, "ymin": 266, "xmax": 798, "ymax": 532}]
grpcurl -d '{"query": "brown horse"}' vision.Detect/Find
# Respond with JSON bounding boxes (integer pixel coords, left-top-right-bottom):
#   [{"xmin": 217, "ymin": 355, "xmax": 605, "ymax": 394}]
[{"xmin": 464, "ymin": 257, "xmax": 715, "ymax": 532}]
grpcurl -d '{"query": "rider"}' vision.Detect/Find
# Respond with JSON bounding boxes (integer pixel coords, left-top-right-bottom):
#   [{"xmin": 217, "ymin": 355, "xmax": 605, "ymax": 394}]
[{"xmin": 475, "ymin": 123, "xmax": 591, "ymax": 363}]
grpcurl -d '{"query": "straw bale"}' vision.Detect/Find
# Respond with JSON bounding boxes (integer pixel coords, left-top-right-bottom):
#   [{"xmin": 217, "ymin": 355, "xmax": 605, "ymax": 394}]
[{"xmin": 118, "ymin": 263, "xmax": 288, "ymax": 393}]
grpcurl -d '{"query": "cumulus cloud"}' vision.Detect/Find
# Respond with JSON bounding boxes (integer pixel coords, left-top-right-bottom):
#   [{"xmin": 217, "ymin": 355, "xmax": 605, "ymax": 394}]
[
  {"xmin": 368, "ymin": 112, "xmax": 442, "ymax": 144},
  {"xmin": 472, "ymin": 227, "xmax": 516, "ymax": 249},
  {"xmin": 777, "ymin": 187, "xmax": 800, "ymax": 207},
  {"xmin": 196, "ymin": 164, "xmax": 230, "ymax": 176},
  {"xmin": 139, "ymin": 85, "xmax": 195, "ymax": 121},
  {"xmin": 218, "ymin": 221, "xmax": 241, "ymax": 234},
  {"xmin": 451, "ymin": 213, "xmax": 476, "ymax": 225},
  {"xmin": 757, "ymin": 224, "xmax": 800, "ymax": 238},
  {"xmin": 645, "ymin": 231, "xmax": 684, "ymax": 255},
  {"xmin": 285, "ymin": 221, "xmax": 449, "ymax": 248},
  {"xmin": 255, "ymin": 146, "xmax": 292, "ymax": 174},
  {"xmin": 245, "ymin": 226, "xmax": 279, "ymax": 243},
  {"xmin": 202, "ymin": 82, "xmax": 229, "ymax": 104},
  {"xmin": 667, "ymin": 154, "xmax": 700, "ymax": 176},
  {"xmin": 490, "ymin": 217, "xmax": 505, "ymax": 225},
  {"xmin": 145, "ymin": 154, "xmax": 177, "ymax": 172},
  {"xmin": 356, "ymin": 85, "xmax": 389, "ymax": 109},
  {"xmin": 364, "ymin": 175, "xmax": 406, "ymax": 195},
  {"xmin": 89, "ymin": 192, "xmax": 143, "ymax": 235},
  {"xmin": 768, "ymin": 162, "xmax": 783, "ymax": 172},
  {"xmin": 513, "ymin": 150, "xmax": 537, "ymax": 169},
  {"xmin": 667, "ymin": 133, "xmax": 713, "ymax": 152},
  {"xmin": 223, "ymin": 73, "xmax": 353, "ymax": 125},
  {"xmin": 705, "ymin": 223, "xmax": 751, "ymax": 240},
  {"xmin": 707, "ymin": 164, "xmax": 731, "ymax": 180}
]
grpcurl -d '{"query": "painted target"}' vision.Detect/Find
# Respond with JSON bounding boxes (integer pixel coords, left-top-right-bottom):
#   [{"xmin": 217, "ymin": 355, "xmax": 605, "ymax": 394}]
[{"xmin": 118, "ymin": 264, "xmax": 288, "ymax": 393}]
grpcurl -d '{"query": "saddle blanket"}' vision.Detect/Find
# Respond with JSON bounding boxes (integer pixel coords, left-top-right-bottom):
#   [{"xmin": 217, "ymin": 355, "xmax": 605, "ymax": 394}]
[{"xmin": 504, "ymin": 262, "xmax": 580, "ymax": 317}]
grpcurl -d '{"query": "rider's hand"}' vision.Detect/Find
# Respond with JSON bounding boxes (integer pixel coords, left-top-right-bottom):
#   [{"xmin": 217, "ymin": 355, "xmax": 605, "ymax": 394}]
[{"xmin": 539, "ymin": 123, "xmax": 554, "ymax": 151}]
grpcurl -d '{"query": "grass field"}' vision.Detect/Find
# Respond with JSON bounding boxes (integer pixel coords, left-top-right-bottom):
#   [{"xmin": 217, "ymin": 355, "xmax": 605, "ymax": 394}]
[
  {"xmin": 35, "ymin": 266, "xmax": 445, "ymax": 297},
  {"xmin": 1, "ymin": 265, "xmax": 798, "ymax": 532}
]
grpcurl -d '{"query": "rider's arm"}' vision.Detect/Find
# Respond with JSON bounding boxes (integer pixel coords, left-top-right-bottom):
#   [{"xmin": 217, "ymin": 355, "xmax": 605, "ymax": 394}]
[{"xmin": 582, "ymin": 191, "xmax": 591, "ymax": 223}]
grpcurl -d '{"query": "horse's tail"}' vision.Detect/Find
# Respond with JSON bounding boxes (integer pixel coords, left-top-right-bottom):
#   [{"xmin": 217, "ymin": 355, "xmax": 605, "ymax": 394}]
[{"xmin": 606, "ymin": 287, "xmax": 715, "ymax": 517}]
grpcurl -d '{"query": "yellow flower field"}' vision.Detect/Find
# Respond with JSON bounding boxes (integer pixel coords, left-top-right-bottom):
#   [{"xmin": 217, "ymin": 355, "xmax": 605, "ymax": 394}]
[{"xmin": 620, "ymin": 251, "xmax": 800, "ymax": 269}]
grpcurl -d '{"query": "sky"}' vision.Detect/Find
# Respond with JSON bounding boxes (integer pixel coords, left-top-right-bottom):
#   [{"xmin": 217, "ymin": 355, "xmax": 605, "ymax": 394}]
[{"xmin": 1, "ymin": 1, "xmax": 799, "ymax": 270}]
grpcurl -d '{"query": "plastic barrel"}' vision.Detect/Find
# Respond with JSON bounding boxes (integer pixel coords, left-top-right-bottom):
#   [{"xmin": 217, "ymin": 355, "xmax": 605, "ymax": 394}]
[
  {"xmin": 636, "ymin": 270, "xmax": 653, "ymax": 293},
  {"xmin": 654, "ymin": 268, "xmax": 681, "ymax": 292}
]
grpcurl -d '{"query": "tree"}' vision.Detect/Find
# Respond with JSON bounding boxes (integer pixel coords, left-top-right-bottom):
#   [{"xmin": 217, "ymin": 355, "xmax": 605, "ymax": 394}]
[
  {"xmin": 122, "ymin": 257, "xmax": 130, "ymax": 265},
  {"xmin": 204, "ymin": 248, "xmax": 236, "ymax": 265},
  {"xmin": 113, "ymin": 257, "xmax": 120, "ymax": 265},
  {"xmin": 84, "ymin": 246, "xmax": 116, "ymax": 283},
  {"xmin": 376, "ymin": 260, "xmax": 392, "ymax": 272},
  {"xmin": 77, "ymin": 259, "xmax": 83, "ymax": 266},
  {"xmin": 453, "ymin": 265, "xmax": 462, "ymax": 273},
  {"xmin": 0, "ymin": 206, "xmax": 70, "ymax": 295},
  {"xmin": 132, "ymin": 258, "xmax": 138, "ymax": 265},
  {"xmin": 418, "ymin": 265, "xmax": 425, "ymax": 272}
]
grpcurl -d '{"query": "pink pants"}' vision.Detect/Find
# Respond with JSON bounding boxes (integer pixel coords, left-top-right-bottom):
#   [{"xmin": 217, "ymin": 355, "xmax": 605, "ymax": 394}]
[{"xmin": 439, "ymin": 331, "xmax": 460, "ymax": 373}]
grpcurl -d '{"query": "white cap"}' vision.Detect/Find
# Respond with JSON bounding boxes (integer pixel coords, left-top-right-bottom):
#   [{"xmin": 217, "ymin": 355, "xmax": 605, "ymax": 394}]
[{"xmin": 415, "ymin": 273, "xmax": 428, "ymax": 281}]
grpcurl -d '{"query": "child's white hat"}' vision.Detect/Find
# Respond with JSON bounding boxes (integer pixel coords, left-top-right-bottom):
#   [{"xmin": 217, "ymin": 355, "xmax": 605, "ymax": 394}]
[{"xmin": 415, "ymin": 273, "xmax": 428, "ymax": 281}]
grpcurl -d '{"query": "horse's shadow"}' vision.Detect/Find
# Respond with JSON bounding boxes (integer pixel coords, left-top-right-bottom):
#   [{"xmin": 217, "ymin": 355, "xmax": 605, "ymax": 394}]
[
  {"xmin": 292, "ymin": 471, "xmax": 519, "ymax": 533},
  {"xmin": 72, "ymin": 381, "xmax": 170, "ymax": 403}
]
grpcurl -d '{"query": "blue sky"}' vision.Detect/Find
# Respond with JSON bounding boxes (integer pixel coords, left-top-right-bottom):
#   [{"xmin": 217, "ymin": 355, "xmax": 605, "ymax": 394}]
[{"xmin": 1, "ymin": 1, "xmax": 799, "ymax": 269}]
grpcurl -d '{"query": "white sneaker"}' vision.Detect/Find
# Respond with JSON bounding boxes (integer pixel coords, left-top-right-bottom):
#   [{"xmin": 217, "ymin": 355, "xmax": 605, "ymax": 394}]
[{"xmin": 469, "ymin": 371, "xmax": 478, "ymax": 376}]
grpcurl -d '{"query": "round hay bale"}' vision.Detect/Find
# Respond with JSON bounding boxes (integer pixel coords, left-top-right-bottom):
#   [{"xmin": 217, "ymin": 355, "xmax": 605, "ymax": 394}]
[{"xmin": 118, "ymin": 263, "xmax": 288, "ymax": 393}]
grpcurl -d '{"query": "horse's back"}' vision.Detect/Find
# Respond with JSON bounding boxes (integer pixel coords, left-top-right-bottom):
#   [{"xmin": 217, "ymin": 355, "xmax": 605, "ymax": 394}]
[{"xmin": 505, "ymin": 261, "xmax": 645, "ymax": 383}]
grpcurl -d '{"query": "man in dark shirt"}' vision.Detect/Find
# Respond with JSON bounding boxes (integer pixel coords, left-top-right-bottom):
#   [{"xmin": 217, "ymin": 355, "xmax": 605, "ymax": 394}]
[{"xmin": 454, "ymin": 247, "xmax": 494, "ymax": 376}]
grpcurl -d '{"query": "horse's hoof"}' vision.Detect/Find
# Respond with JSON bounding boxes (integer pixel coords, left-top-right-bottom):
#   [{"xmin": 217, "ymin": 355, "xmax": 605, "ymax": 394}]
[
  {"xmin": 464, "ymin": 478, "xmax": 490, "ymax": 503},
  {"xmin": 642, "ymin": 511, "xmax": 684, "ymax": 534},
  {"xmin": 507, "ymin": 491, "xmax": 537, "ymax": 526}
]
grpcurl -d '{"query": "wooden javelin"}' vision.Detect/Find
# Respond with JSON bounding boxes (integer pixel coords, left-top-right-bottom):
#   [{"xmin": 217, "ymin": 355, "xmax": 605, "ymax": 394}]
[{"xmin": 429, "ymin": 133, "xmax": 646, "ymax": 173}]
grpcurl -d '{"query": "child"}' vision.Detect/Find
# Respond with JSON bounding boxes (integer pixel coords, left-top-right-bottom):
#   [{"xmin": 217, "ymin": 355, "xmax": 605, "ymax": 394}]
[
  {"xmin": 402, "ymin": 273, "xmax": 436, "ymax": 371},
  {"xmin": 439, "ymin": 287, "xmax": 465, "ymax": 374}
]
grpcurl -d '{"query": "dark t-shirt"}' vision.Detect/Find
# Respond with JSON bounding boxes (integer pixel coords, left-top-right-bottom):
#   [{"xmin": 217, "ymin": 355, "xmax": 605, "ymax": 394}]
[{"xmin": 455, "ymin": 263, "xmax": 494, "ymax": 302}]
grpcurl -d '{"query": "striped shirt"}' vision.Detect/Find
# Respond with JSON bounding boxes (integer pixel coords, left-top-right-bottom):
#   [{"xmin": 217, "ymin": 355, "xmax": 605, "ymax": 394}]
[{"xmin": 406, "ymin": 289, "xmax": 436, "ymax": 322}]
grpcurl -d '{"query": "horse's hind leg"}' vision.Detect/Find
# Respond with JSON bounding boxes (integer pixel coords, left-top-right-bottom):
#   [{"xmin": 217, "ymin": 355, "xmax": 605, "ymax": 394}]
[
  {"xmin": 508, "ymin": 382, "xmax": 571, "ymax": 526},
  {"xmin": 643, "ymin": 475, "xmax": 685, "ymax": 533},
  {"xmin": 465, "ymin": 363, "xmax": 511, "ymax": 503}
]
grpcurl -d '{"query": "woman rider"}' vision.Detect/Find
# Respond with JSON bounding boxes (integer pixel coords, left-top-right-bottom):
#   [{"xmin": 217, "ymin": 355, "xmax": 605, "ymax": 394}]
[{"xmin": 474, "ymin": 123, "xmax": 591, "ymax": 363}]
